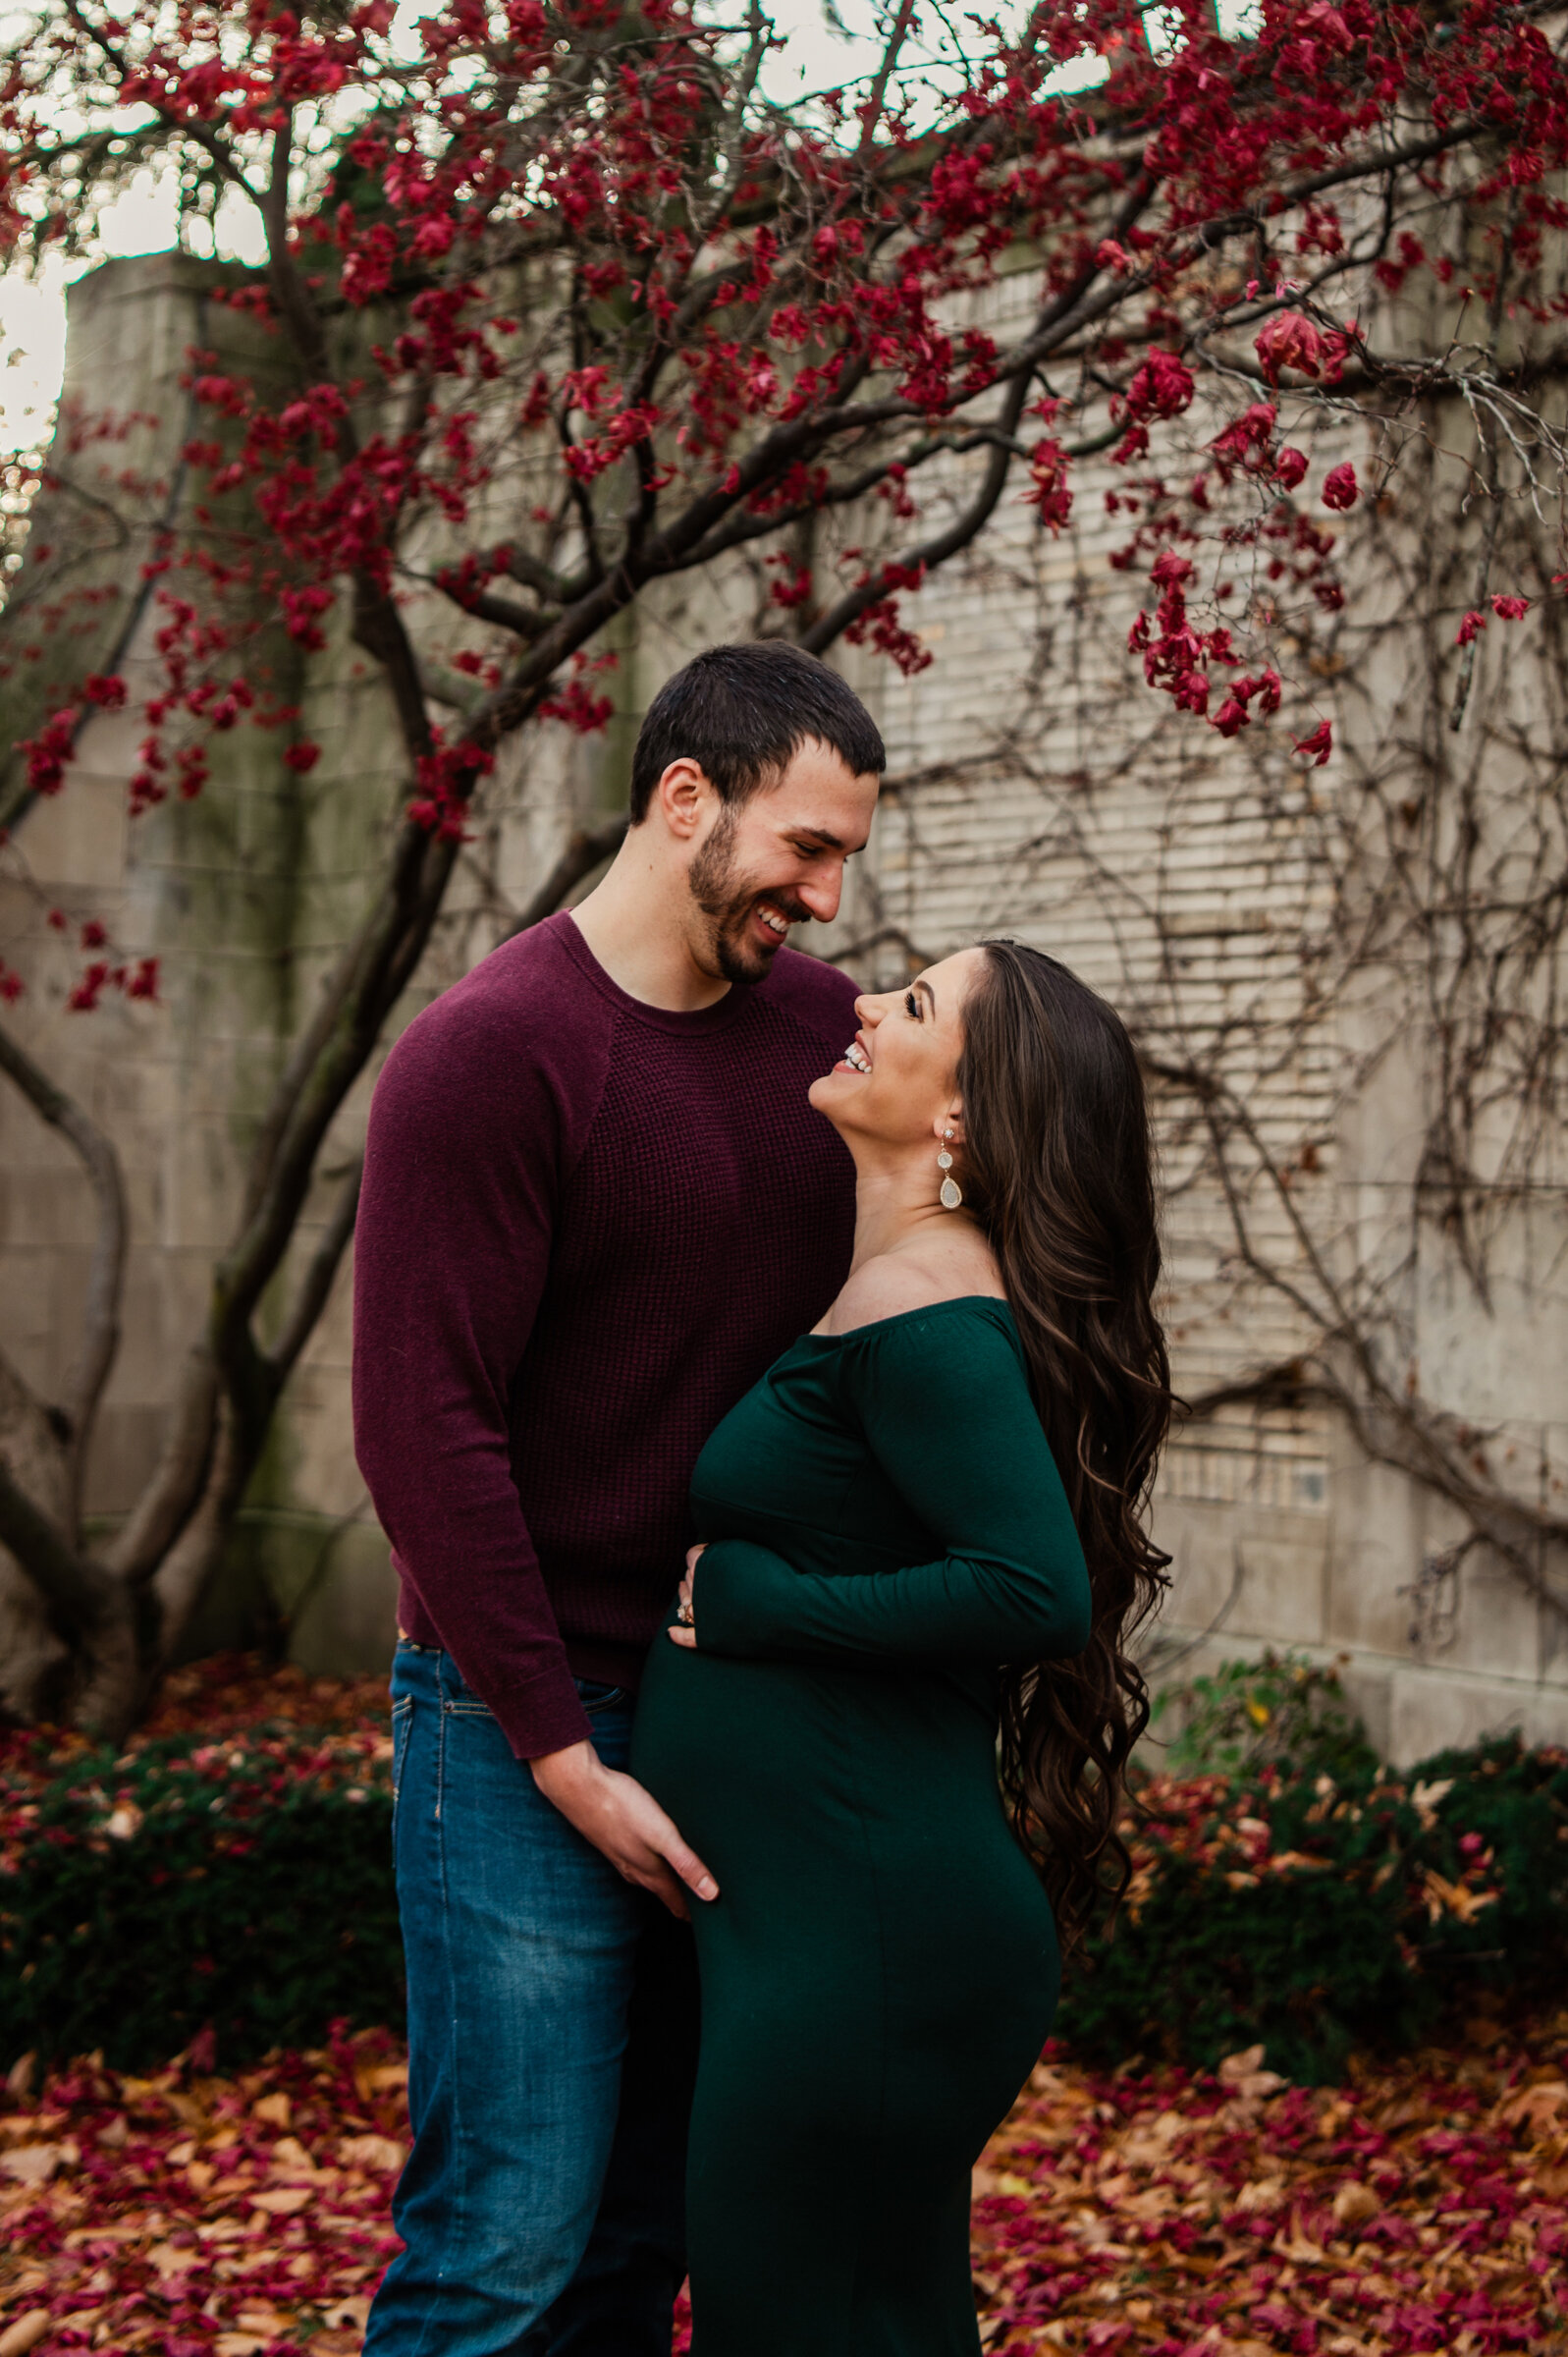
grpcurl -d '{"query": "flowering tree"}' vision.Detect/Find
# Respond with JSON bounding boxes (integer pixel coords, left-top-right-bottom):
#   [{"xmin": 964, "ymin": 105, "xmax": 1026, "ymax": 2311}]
[{"xmin": 1, "ymin": 0, "xmax": 1567, "ymax": 1733}]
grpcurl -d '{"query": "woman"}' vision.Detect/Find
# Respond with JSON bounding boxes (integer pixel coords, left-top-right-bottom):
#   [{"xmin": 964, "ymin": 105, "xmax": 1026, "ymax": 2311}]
[{"xmin": 631, "ymin": 939, "xmax": 1172, "ymax": 2356}]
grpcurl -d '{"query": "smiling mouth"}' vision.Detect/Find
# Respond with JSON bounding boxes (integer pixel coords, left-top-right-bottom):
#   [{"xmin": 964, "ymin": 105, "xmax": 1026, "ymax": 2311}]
[
  {"xmin": 753, "ymin": 902, "xmax": 791, "ymax": 939},
  {"xmin": 837, "ymin": 1038, "xmax": 871, "ymax": 1074}
]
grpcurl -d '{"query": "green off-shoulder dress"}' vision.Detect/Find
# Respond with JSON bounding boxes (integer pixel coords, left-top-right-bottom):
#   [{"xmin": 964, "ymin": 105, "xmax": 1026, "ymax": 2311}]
[{"xmin": 631, "ymin": 1296, "xmax": 1093, "ymax": 2357}]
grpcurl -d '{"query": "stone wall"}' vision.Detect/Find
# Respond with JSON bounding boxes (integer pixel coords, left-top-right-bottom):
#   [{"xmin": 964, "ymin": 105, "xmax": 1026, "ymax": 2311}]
[{"xmin": 1, "ymin": 251, "xmax": 1563, "ymax": 1755}]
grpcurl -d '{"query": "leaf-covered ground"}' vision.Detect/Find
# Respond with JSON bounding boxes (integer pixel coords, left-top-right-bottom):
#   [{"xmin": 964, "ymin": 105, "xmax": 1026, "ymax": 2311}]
[
  {"xmin": 1, "ymin": 2014, "xmax": 1563, "ymax": 2354},
  {"xmin": 1, "ymin": 1659, "xmax": 1564, "ymax": 2354},
  {"xmin": 970, "ymin": 2023, "xmax": 1567, "ymax": 2354},
  {"xmin": 0, "ymin": 2029, "xmax": 406, "ymax": 2355}
]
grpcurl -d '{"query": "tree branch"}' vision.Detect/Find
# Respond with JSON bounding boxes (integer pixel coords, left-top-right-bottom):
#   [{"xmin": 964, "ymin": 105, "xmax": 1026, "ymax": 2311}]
[
  {"xmin": 0, "ymin": 1020, "xmax": 127, "ymax": 1534},
  {"xmin": 0, "ymin": 1455, "xmax": 116, "ymax": 1630},
  {"xmin": 800, "ymin": 370, "xmax": 1036, "ymax": 655},
  {"xmin": 100, "ymin": 1346, "xmax": 220, "ymax": 1586},
  {"xmin": 266, "ymin": 1154, "xmax": 363, "ymax": 1385},
  {"xmin": 500, "ymin": 814, "xmax": 631, "ymax": 942}
]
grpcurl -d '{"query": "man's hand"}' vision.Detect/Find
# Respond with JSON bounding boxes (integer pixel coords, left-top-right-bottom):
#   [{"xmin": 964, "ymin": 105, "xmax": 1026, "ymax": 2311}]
[{"xmin": 529, "ymin": 1741, "xmax": 718, "ymax": 1919}]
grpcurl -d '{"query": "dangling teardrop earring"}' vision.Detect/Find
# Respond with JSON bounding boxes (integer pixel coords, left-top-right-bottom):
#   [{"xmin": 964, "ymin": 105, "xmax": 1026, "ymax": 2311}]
[{"xmin": 937, "ymin": 1127, "xmax": 962, "ymax": 1211}]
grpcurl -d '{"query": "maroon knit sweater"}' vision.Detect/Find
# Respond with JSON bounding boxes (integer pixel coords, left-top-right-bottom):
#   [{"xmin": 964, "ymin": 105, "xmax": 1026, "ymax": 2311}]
[{"xmin": 351, "ymin": 911, "xmax": 860, "ymax": 1760}]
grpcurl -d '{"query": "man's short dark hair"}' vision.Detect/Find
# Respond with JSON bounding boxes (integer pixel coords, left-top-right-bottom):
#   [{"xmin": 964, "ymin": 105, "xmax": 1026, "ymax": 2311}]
[{"xmin": 627, "ymin": 642, "xmax": 886, "ymax": 824}]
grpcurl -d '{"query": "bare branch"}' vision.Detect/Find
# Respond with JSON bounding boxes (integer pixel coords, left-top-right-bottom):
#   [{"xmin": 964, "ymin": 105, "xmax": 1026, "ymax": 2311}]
[
  {"xmin": 500, "ymin": 815, "xmax": 631, "ymax": 942},
  {"xmin": 0, "ymin": 1455, "xmax": 116, "ymax": 1630},
  {"xmin": 0, "ymin": 1020, "xmax": 127, "ymax": 1533},
  {"xmin": 266, "ymin": 1154, "xmax": 363, "ymax": 1385},
  {"xmin": 100, "ymin": 1348, "xmax": 220, "ymax": 1586}
]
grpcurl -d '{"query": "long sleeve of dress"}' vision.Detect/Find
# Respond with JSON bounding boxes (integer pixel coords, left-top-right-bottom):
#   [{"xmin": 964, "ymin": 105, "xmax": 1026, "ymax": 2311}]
[{"xmin": 695, "ymin": 1308, "xmax": 1092, "ymax": 1666}]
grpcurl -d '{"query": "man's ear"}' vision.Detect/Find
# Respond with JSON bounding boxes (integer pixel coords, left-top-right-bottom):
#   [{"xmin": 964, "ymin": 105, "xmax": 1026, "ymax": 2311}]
[{"xmin": 655, "ymin": 757, "xmax": 713, "ymax": 842}]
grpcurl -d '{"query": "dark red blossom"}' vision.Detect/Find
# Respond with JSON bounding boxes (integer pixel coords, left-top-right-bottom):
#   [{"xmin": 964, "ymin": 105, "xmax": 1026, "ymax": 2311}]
[
  {"xmin": 20, "ymin": 708, "xmax": 77, "ymax": 796},
  {"xmin": 1255, "ymin": 312, "xmax": 1324, "ymax": 383},
  {"xmin": 766, "ymin": 554, "xmax": 814, "ymax": 608},
  {"xmin": 1125, "ymin": 349, "xmax": 1195, "ymax": 421},
  {"xmin": 537, "ymin": 679, "xmax": 615, "ymax": 732},
  {"xmin": 1212, "ymin": 405, "xmax": 1279, "ymax": 466},
  {"xmin": 68, "ymin": 959, "xmax": 112, "ymax": 1012},
  {"xmin": 1023, "ymin": 439, "xmax": 1072, "ymax": 533}
]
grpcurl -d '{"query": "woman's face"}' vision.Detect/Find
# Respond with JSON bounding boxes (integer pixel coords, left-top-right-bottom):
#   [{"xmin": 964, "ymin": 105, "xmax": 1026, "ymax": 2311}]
[{"xmin": 810, "ymin": 947, "xmax": 989, "ymax": 1147}]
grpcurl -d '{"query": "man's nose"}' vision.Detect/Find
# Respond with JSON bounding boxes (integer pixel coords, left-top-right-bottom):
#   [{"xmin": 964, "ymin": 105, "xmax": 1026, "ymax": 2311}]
[{"xmin": 796, "ymin": 864, "xmax": 843, "ymax": 924}]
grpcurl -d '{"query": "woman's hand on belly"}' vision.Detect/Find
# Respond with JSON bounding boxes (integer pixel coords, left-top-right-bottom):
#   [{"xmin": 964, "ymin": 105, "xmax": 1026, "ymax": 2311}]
[{"xmin": 668, "ymin": 1541, "xmax": 706, "ymax": 1651}]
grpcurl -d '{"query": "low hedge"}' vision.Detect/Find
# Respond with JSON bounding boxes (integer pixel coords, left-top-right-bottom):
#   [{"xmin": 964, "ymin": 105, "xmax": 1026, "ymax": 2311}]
[
  {"xmin": 3, "ymin": 1716, "xmax": 1565, "ymax": 2078},
  {"xmin": 1058, "ymin": 1734, "xmax": 1568, "ymax": 2082},
  {"xmin": 0, "ymin": 1724, "xmax": 403, "ymax": 2070}
]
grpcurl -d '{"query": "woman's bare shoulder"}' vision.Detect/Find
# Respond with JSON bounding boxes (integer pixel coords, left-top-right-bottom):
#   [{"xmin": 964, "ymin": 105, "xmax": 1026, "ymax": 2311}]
[{"xmin": 815, "ymin": 1249, "xmax": 1005, "ymax": 1338}]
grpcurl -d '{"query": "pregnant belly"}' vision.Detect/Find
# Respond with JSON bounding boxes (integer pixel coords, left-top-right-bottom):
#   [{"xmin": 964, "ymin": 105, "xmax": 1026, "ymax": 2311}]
[
  {"xmin": 634, "ymin": 1632, "xmax": 892, "ymax": 1883},
  {"xmin": 631, "ymin": 1627, "xmax": 1059, "ymax": 2027}
]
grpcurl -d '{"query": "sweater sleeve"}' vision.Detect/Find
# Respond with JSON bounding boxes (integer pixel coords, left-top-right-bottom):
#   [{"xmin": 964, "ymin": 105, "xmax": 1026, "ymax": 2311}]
[
  {"xmin": 351, "ymin": 983, "xmax": 595, "ymax": 1761},
  {"xmin": 695, "ymin": 1310, "xmax": 1092, "ymax": 1665}
]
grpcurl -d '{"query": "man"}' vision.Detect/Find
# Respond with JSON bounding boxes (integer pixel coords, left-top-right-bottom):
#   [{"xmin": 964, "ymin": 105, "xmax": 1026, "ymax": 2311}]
[{"xmin": 352, "ymin": 641, "xmax": 885, "ymax": 2355}]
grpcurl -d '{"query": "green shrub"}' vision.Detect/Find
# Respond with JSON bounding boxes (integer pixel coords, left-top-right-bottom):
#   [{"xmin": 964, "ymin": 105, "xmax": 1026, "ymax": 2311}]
[
  {"xmin": 1151, "ymin": 1647, "xmax": 1379, "ymax": 1782},
  {"xmin": 0, "ymin": 1725, "xmax": 403, "ymax": 2071},
  {"xmin": 1057, "ymin": 1734, "xmax": 1568, "ymax": 2081},
  {"xmin": 4, "ymin": 1713, "xmax": 1565, "ymax": 2081}
]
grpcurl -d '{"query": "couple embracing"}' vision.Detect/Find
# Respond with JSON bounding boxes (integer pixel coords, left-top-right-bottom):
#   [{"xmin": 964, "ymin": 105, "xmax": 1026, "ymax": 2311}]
[{"xmin": 351, "ymin": 641, "xmax": 1172, "ymax": 2357}]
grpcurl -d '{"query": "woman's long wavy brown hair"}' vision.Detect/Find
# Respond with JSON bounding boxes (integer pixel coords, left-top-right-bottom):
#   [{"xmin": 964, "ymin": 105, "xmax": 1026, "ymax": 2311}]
[{"xmin": 956, "ymin": 941, "xmax": 1173, "ymax": 1947}]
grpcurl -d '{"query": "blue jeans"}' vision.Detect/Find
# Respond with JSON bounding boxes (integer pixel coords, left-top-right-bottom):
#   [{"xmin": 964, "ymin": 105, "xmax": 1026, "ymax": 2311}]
[{"xmin": 364, "ymin": 1641, "xmax": 699, "ymax": 2357}]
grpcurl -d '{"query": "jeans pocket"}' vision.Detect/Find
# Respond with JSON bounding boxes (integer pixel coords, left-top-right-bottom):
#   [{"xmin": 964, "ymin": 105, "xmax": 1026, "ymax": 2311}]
[
  {"xmin": 391, "ymin": 1695, "xmax": 413, "ymax": 1832},
  {"xmin": 576, "ymin": 1679, "xmax": 629, "ymax": 1717}
]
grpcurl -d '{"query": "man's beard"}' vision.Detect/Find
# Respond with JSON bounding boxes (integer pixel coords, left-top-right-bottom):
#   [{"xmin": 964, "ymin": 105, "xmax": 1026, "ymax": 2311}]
[{"xmin": 688, "ymin": 811, "xmax": 813, "ymax": 986}]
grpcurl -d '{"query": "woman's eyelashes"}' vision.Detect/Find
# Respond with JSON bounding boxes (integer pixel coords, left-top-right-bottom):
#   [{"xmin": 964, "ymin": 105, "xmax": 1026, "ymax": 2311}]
[{"xmin": 904, "ymin": 989, "xmax": 921, "ymax": 1020}]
